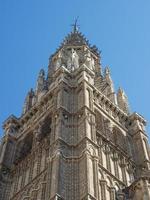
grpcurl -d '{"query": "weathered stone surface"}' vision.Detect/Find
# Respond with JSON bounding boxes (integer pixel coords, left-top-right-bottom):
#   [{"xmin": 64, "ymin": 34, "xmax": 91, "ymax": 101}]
[{"xmin": 0, "ymin": 26, "xmax": 150, "ymax": 200}]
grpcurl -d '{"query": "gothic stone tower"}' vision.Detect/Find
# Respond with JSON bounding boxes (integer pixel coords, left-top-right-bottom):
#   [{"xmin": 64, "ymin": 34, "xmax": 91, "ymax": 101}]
[{"xmin": 0, "ymin": 26, "xmax": 150, "ymax": 200}]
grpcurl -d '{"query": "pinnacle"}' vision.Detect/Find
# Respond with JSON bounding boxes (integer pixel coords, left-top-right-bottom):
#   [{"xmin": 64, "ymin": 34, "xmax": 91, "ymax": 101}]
[{"xmin": 104, "ymin": 67, "xmax": 111, "ymax": 75}]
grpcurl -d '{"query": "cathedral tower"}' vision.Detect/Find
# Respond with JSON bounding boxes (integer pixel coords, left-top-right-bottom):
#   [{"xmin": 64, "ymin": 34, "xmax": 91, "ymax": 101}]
[{"xmin": 0, "ymin": 25, "xmax": 150, "ymax": 200}]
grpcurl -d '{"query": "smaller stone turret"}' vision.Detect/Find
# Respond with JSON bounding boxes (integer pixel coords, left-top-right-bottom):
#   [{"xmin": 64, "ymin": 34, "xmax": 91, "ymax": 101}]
[
  {"xmin": 36, "ymin": 69, "xmax": 47, "ymax": 101},
  {"xmin": 23, "ymin": 88, "xmax": 35, "ymax": 114},
  {"xmin": 104, "ymin": 67, "xmax": 117, "ymax": 104},
  {"xmin": 36, "ymin": 69, "xmax": 46, "ymax": 93},
  {"xmin": 117, "ymin": 87, "xmax": 130, "ymax": 114}
]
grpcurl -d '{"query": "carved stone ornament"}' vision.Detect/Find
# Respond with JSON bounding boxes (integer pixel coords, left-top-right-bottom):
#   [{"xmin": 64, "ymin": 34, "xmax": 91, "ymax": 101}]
[
  {"xmin": 67, "ymin": 48, "xmax": 79, "ymax": 71},
  {"xmin": 1, "ymin": 26, "xmax": 150, "ymax": 200},
  {"xmin": 54, "ymin": 50, "xmax": 63, "ymax": 70},
  {"xmin": 83, "ymin": 49, "xmax": 95, "ymax": 70}
]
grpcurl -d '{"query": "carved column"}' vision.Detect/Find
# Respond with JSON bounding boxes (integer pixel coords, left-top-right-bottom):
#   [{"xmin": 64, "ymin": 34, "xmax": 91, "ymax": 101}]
[
  {"xmin": 117, "ymin": 191, "xmax": 125, "ymax": 200},
  {"xmin": 97, "ymin": 136, "xmax": 103, "ymax": 165},
  {"xmin": 40, "ymin": 182, "xmax": 47, "ymax": 199},
  {"xmin": 45, "ymin": 147, "xmax": 49, "ymax": 168},
  {"xmin": 28, "ymin": 157, "xmax": 34, "ymax": 183},
  {"xmin": 54, "ymin": 113, "xmax": 61, "ymax": 141},
  {"xmin": 0, "ymin": 138, "xmax": 7, "ymax": 166},
  {"xmin": 49, "ymin": 152, "xmax": 61, "ymax": 199},
  {"xmin": 113, "ymin": 152, "xmax": 119, "ymax": 179},
  {"xmin": 100, "ymin": 180, "xmax": 107, "ymax": 200},
  {"xmin": 110, "ymin": 187, "xmax": 115, "ymax": 200},
  {"xmin": 36, "ymin": 147, "xmax": 42, "ymax": 175},
  {"xmin": 9, "ymin": 173, "xmax": 15, "ymax": 198},
  {"xmin": 21, "ymin": 162, "xmax": 26, "ymax": 189},
  {"xmin": 86, "ymin": 153, "xmax": 95, "ymax": 197},
  {"xmin": 120, "ymin": 159, "xmax": 127, "ymax": 185},
  {"xmin": 50, "ymin": 115, "xmax": 56, "ymax": 143},
  {"xmin": 93, "ymin": 157, "xmax": 99, "ymax": 199},
  {"xmin": 45, "ymin": 157, "xmax": 52, "ymax": 200},
  {"xmin": 105, "ymin": 145, "xmax": 111, "ymax": 172},
  {"xmin": 13, "ymin": 169, "xmax": 19, "ymax": 194}
]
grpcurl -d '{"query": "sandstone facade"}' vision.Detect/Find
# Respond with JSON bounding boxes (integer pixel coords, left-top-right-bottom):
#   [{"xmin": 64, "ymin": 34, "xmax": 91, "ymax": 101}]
[{"xmin": 0, "ymin": 26, "xmax": 150, "ymax": 200}]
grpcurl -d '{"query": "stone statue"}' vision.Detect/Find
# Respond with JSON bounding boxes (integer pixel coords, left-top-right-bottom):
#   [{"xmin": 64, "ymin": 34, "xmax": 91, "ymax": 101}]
[
  {"xmin": 55, "ymin": 50, "xmax": 63, "ymax": 70},
  {"xmin": 84, "ymin": 50, "xmax": 95, "ymax": 70},
  {"xmin": 67, "ymin": 48, "xmax": 79, "ymax": 71}
]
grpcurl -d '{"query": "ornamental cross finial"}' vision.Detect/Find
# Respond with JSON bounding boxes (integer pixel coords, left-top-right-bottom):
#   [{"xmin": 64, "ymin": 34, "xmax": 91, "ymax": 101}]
[{"xmin": 71, "ymin": 17, "xmax": 80, "ymax": 33}]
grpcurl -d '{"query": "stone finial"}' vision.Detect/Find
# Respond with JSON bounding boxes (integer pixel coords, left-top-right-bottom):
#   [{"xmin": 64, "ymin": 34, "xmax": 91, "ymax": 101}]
[
  {"xmin": 104, "ymin": 67, "xmax": 117, "ymax": 104},
  {"xmin": 117, "ymin": 87, "xmax": 130, "ymax": 114}
]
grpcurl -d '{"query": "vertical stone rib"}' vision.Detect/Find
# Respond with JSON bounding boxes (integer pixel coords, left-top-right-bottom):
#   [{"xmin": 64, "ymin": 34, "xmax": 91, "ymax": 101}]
[
  {"xmin": 100, "ymin": 180, "xmax": 106, "ymax": 200},
  {"xmin": 36, "ymin": 147, "xmax": 42, "ymax": 175},
  {"xmin": 45, "ymin": 158, "xmax": 52, "ymax": 200}
]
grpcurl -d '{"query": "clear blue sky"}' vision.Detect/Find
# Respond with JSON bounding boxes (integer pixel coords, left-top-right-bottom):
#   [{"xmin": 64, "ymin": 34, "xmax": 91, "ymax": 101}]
[{"xmin": 0, "ymin": 0, "xmax": 150, "ymax": 137}]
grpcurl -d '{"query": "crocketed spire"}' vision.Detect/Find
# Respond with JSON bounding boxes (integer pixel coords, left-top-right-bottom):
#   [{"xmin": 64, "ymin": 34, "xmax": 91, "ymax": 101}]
[
  {"xmin": 23, "ymin": 88, "xmax": 35, "ymax": 114},
  {"xmin": 55, "ymin": 30, "xmax": 100, "ymax": 57},
  {"xmin": 117, "ymin": 87, "xmax": 130, "ymax": 114},
  {"xmin": 104, "ymin": 67, "xmax": 117, "ymax": 104}
]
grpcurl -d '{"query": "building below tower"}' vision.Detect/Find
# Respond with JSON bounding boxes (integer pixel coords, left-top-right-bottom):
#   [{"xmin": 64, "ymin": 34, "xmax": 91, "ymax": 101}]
[{"xmin": 0, "ymin": 26, "xmax": 150, "ymax": 200}]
